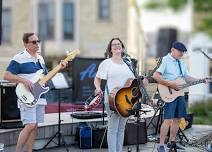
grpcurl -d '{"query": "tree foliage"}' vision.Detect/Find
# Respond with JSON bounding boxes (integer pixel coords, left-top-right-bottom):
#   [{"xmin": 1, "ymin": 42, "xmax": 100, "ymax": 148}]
[
  {"xmin": 144, "ymin": 0, "xmax": 187, "ymax": 11},
  {"xmin": 193, "ymin": 0, "xmax": 212, "ymax": 36},
  {"xmin": 144, "ymin": 0, "xmax": 212, "ymax": 36},
  {"xmin": 194, "ymin": 0, "xmax": 212, "ymax": 12}
]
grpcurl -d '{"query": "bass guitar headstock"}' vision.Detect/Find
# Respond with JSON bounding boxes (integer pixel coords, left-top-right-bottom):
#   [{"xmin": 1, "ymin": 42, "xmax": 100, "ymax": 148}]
[{"xmin": 65, "ymin": 50, "xmax": 80, "ymax": 62}]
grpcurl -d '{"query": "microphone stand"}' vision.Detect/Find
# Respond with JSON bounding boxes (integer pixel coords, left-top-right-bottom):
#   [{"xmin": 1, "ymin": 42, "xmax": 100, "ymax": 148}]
[
  {"xmin": 123, "ymin": 55, "xmax": 151, "ymax": 152},
  {"xmin": 198, "ymin": 49, "xmax": 212, "ymax": 61}
]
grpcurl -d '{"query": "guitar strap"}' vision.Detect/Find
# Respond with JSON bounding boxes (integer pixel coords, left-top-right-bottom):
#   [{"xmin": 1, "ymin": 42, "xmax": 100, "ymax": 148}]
[
  {"xmin": 37, "ymin": 58, "xmax": 55, "ymax": 90},
  {"xmin": 123, "ymin": 58, "xmax": 136, "ymax": 76},
  {"xmin": 177, "ymin": 60, "xmax": 184, "ymax": 77},
  {"xmin": 105, "ymin": 83, "xmax": 109, "ymax": 96},
  {"xmin": 38, "ymin": 58, "xmax": 48, "ymax": 75}
]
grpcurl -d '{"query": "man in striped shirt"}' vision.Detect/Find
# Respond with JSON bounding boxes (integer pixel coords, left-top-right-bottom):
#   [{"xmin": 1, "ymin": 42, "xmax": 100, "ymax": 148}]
[{"xmin": 3, "ymin": 33, "xmax": 67, "ymax": 152}]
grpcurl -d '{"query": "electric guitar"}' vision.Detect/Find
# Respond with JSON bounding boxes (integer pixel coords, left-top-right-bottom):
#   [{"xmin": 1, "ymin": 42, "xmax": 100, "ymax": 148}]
[
  {"xmin": 109, "ymin": 58, "xmax": 162, "ymax": 117},
  {"xmin": 15, "ymin": 50, "xmax": 80, "ymax": 107},
  {"xmin": 158, "ymin": 77, "xmax": 212, "ymax": 103}
]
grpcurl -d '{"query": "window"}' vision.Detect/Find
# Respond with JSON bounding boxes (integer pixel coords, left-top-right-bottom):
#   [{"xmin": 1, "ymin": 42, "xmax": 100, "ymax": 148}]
[
  {"xmin": 98, "ymin": 0, "xmax": 110, "ymax": 20},
  {"xmin": 38, "ymin": 2, "xmax": 55, "ymax": 40},
  {"xmin": 63, "ymin": 2, "xmax": 74, "ymax": 40},
  {"xmin": 2, "ymin": 8, "xmax": 11, "ymax": 44}
]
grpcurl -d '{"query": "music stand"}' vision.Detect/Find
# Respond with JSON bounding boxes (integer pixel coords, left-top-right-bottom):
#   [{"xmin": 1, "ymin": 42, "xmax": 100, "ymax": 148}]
[{"xmin": 37, "ymin": 73, "xmax": 69, "ymax": 152}]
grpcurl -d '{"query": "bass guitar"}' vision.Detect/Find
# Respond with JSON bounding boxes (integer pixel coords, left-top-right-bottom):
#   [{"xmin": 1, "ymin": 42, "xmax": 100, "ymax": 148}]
[
  {"xmin": 158, "ymin": 77, "xmax": 212, "ymax": 103},
  {"xmin": 109, "ymin": 58, "xmax": 162, "ymax": 117},
  {"xmin": 16, "ymin": 50, "xmax": 80, "ymax": 107}
]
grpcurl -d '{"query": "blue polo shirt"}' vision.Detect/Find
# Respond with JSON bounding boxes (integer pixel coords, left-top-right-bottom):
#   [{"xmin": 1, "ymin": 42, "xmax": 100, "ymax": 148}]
[
  {"xmin": 6, "ymin": 49, "xmax": 47, "ymax": 105},
  {"xmin": 156, "ymin": 53, "xmax": 189, "ymax": 80}
]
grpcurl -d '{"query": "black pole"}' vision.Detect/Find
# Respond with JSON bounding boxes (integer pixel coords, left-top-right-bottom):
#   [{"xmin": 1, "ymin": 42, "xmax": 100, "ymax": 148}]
[
  {"xmin": 102, "ymin": 102, "xmax": 105, "ymax": 125},
  {"xmin": 135, "ymin": 111, "xmax": 140, "ymax": 152},
  {"xmin": 58, "ymin": 89, "xmax": 61, "ymax": 146}
]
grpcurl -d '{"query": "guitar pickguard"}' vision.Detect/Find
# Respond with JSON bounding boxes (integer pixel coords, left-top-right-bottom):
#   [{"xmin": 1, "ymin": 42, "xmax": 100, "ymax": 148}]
[{"xmin": 32, "ymin": 82, "xmax": 49, "ymax": 102}]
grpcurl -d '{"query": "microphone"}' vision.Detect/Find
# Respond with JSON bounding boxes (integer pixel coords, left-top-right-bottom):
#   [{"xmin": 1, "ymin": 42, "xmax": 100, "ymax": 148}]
[
  {"xmin": 122, "ymin": 48, "xmax": 129, "ymax": 57},
  {"xmin": 122, "ymin": 49, "xmax": 132, "ymax": 62}
]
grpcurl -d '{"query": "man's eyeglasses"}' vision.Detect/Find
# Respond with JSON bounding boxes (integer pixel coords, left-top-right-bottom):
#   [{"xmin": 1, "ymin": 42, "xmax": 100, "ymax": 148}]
[{"xmin": 28, "ymin": 40, "xmax": 40, "ymax": 44}]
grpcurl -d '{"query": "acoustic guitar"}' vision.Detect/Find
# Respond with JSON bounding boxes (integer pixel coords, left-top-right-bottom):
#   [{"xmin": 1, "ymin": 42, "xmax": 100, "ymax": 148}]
[
  {"xmin": 158, "ymin": 77, "xmax": 212, "ymax": 103},
  {"xmin": 109, "ymin": 58, "xmax": 162, "ymax": 117},
  {"xmin": 15, "ymin": 50, "xmax": 80, "ymax": 107},
  {"xmin": 109, "ymin": 78, "xmax": 142, "ymax": 117}
]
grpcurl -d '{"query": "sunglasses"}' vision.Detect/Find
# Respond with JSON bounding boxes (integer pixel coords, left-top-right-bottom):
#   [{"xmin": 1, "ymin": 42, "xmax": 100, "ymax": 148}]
[{"xmin": 28, "ymin": 40, "xmax": 40, "ymax": 44}]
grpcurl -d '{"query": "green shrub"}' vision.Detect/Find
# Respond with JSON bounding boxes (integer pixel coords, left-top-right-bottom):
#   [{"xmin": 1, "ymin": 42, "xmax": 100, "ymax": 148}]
[
  {"xmin": 189, "ymin": 102, "xmax": 206, "ymax": 116},
  {"xmin": 188, "ymin": 99, "xmax": 212, "ymax": 125}
]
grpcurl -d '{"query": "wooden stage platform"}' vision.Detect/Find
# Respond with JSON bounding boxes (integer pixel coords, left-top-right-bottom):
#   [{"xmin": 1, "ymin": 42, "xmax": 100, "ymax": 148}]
[{"xmin": 0, "ymin": 105, "xmax": 160, "ymax": 149}]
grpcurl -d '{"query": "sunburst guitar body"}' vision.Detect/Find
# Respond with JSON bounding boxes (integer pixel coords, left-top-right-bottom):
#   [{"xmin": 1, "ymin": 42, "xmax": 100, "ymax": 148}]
[{"xmin": 109, "ymin": 78, "xmax": 142, "ymax": 117}]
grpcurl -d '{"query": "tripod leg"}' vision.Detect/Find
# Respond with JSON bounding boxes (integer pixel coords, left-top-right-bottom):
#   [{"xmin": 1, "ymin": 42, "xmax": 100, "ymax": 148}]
[
  {"xmin": 60, "ymin": 133, "xmax": 69, "ymax": 152},
  {"xmin": 155, "ymin": 108, "xmax": 163, "ymax": 135},
  {"xmin": 146, "ymin": 107, "xmax": 159, "ymax": 129},
  {"xmin": 178, "ymin": 128, "xmax": 189, "ymax": 146},
  {"xmin": 40, "ymin": 132, "xmax": 59, "ymax": 149}
]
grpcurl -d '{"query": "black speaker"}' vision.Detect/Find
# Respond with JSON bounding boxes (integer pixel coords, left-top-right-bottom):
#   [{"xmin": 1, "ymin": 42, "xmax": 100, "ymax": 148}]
[
  {"xmin": 0, "ymin": 84, "xmax": 22, "ymax": 128},
  {"xmin": 185, "ymin": 113, "xmax": 193, "ymax": 130},
  {"xmin": 92, "ymin": 125, "xmax": 108, "ymax": 148},
  {"xmin": 124, "ymin": 119, "xmax": 147, "ymax": 145},
  {"xmin": 157, "ymin": 28, "xmax": 177, "ymax": 57}
]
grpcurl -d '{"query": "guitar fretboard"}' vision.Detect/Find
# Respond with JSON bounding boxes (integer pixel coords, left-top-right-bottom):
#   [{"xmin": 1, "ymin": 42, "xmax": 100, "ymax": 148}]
[{"xmin": 182, "ymin": 79, "xmax": 205, "ymax": 89}]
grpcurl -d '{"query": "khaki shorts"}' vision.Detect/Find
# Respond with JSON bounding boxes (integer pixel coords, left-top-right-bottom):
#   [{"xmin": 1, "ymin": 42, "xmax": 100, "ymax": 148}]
[{"xmin": 19, "ymin": 104, "xmax": 45, "ymax": 125}]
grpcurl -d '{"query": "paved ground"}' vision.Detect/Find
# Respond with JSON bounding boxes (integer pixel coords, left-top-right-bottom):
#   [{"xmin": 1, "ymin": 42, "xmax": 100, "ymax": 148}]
[
  {"xmin": 4, "ymin": 125, "xmax": 211, "ymax": 152},
  {"xmin": 30, "ymin": 142, "xmax": 207, "ymax": 152},
  {"xmin": 4, "ymin": 143, "xmax": 208, "ymax": 152}
]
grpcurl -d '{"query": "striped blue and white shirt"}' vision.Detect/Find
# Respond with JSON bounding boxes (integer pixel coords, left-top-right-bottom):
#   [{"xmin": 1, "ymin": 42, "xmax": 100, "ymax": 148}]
[{"xmin": 6, "ymin": 49, "xmax": 47, "ymax": 105}]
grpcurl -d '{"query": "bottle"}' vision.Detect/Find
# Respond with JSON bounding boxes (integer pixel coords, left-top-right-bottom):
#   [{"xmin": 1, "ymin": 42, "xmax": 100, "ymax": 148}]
[
  {"xmin": 127, "ymin": 147, "xmax": 132, "ymax": 152},
  {"xmin": 0, "ymin": 143, "xmax": 4, "ymax": 152},
  {"xmin": 207, "ymin": 143, "xmax": 212, "ymax": 152}
]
